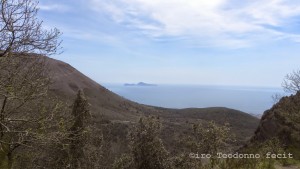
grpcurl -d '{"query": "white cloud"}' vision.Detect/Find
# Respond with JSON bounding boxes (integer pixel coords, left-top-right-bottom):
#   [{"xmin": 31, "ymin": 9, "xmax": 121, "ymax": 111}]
[
  {"xmin": 38, "ymin": 4, "xmax": 70, "ymax": 12},
  {"xmin": 60, "ymin": 26, "xmax": 121, "ymax": 45},
  {"xmin": 88, "ymin": 0, "xmax": 300, "ymax": 47}
]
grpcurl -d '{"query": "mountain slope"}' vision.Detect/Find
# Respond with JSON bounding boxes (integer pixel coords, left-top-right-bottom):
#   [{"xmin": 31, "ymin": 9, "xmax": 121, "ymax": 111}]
[
  {"xmin": 45, "ymin": 56, "xmax": 259, "ymax": 146},
  {"xmin": 47, "ymin": 57, "xmax": 147, "ymax": 121}
]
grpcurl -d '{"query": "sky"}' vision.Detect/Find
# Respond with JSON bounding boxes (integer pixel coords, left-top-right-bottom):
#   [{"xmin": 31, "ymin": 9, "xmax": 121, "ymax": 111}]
[{"xmin": 38, "ymin": 0, "xmax": 300, "ymax": 87}]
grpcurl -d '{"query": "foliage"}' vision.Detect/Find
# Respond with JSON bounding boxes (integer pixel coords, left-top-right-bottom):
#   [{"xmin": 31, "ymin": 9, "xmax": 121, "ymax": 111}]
[
  {"xmin": 0, "ymin": 56, "xmax": 61, "ymax": 168},
  {"xmin": 222, "ymin": 138, "xmax": 288, "ymax": 169},
  {"xmin": 113, "ymin": 154, "xmax": 134, "ymax": 169},
  {"xmin": 179, "ymin": 121, "xmax": 234, "ymax": 168},
  {"xmin": 113, "ymin": 116, "xmax": 172, "ymax": 169}
]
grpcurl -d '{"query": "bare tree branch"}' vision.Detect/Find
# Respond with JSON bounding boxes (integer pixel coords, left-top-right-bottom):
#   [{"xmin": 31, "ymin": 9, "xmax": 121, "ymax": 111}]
[
  {"xmin": 0, "ymin": 0, "xmax": 62, "ymax": 57},
  {"xmin": 282, "ymin": 69, "xmax": 300, "ymax": 93}
]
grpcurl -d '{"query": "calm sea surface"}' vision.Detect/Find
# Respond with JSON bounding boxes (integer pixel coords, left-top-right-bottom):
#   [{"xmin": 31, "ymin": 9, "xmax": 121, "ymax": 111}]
[{"xmin": 104, "ymin": 84, "xmax": 285, "ymax": 115}]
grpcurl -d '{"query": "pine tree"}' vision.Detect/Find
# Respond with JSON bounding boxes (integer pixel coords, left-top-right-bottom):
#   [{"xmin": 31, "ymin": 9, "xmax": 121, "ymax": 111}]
[{"xmin": 68, "ymin": 90, "xmax": 91, "ymax": 169}]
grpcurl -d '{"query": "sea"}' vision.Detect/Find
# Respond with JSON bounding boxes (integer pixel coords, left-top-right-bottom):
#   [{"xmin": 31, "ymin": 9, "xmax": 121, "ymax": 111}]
[{"xmin": 103, "ymin": 84, "xmax": 286, "ymax": 115}]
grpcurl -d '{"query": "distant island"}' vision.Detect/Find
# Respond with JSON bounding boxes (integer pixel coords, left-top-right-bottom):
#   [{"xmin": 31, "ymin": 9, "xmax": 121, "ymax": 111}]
[{"xmin": 124, "ymin": 82, "xmax": 157, "ymax": 86}]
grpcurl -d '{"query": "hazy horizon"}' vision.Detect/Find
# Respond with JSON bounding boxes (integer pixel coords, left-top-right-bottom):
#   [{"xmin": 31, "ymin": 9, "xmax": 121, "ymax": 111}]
[
  {"xmin": 104, "ymin": 83, "xmax": 286, "ymax": 115},
  {"xmin": 102, "ymin": 82, "xmax": 284, "ymax": 88}
]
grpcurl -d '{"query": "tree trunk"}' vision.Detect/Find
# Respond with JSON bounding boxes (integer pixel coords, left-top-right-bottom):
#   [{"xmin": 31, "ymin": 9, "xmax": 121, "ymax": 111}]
[
  {"xmin": 0, "ymin": 97, "xmax": 7, "ymax": 138},
  {"xmin": 7, "ymin": 152, "xmax": 13, "ymax": 169}
]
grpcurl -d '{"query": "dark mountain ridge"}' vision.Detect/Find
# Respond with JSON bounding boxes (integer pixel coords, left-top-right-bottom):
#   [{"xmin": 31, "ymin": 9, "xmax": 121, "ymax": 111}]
[{"xmin": 246, "ymin": 91, "xmax": 300, "ymax": 159}]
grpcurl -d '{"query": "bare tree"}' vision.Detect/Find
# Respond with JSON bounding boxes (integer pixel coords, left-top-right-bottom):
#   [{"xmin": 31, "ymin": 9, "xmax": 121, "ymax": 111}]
[
  {"xmin": 0, "ymin": 0, "xmax": 62, "ymax": 167},
  {"xmin": 282, "ymin": 69, "xmax": 300, "ymax": 93},
  {"xmin": 271, "ymin": 93, "xmax": 284, "ymax": 104},
  {"xmin": 0, "ymin": 0, "xmax": 61, "ymax": 57},
  {"xmin": 0, "ymin": 57, "xmax": 45, "ymax": 168},
  {"xmin": 0, "ymin": 56, "xmax": 65, "ymax": 169}
]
